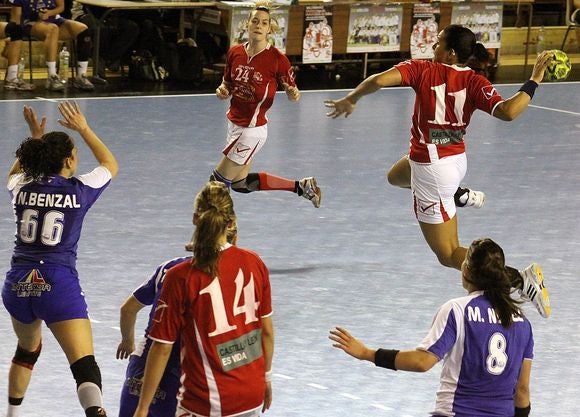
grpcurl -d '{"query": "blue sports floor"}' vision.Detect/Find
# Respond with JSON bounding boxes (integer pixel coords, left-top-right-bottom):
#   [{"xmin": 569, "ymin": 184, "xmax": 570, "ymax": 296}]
[{"xmin": 0, "ymin": 83, "xmax": 579, "ymax": 416}]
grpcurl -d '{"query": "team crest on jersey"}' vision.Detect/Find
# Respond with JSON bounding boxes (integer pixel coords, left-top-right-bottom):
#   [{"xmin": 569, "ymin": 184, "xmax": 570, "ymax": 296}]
[
  {"xmin": 153, "ymin": 299, "xmax": 168, "ymax": 323},
  {"xmin": 253, "ymin": 71, "xmax": 263, "ymax": 82},
  {"xmin": 12, "ymin": 269, "xmax": 51, "ymax": 297},
  {"xmin": 481, "ymin": 85, "xmax": 498, "ymax": 100}
]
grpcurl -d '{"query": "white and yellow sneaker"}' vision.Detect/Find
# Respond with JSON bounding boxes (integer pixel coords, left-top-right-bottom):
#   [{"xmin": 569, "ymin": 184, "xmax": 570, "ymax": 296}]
[{"xmin": 520, "ymin": 263, "xmax": 551, "ymax": 318}]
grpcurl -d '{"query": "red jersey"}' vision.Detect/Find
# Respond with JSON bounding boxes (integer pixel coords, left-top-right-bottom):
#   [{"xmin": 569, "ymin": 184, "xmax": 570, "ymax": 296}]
[
  {"xmin": 395, "ymin": 60, "xmax": 504, "ymax": 163},
  {"xmin": 224, "ymin": 43, "xmax": 296, "ymax": 128},
  {"xmin": 149, "ymin": 245, "xmax": 273, "ymax": 416}
]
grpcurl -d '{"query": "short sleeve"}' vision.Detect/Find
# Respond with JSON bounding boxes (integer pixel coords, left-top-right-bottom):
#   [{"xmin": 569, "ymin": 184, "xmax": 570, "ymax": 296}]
[
  {"xmin": 468, "ymin": 75, "xmax": 504, "ymax": 115},
  {"xmin": 258, "ymin": 258, "xmax": 272, "ymax": 318},
  {"xmin": 148, "ymin": 268, "xmax": 186, "ymax": 344},
  {"xmin": 276, "ymin": 52, "xmax": 296, "ymax": 88},
  {"xmin": 394, "ymin": 59, "xmax": 426, "ymax": 88},
  {"xmin": 417, "ymin": 300, "xmax": 458, "ymax": 360}
]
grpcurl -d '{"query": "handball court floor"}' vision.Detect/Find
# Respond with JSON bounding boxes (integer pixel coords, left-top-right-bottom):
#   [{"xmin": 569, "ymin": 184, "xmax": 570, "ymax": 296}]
[{"xmin": 0, "ymin": 83, "xmax": 579, "ymax": 417}]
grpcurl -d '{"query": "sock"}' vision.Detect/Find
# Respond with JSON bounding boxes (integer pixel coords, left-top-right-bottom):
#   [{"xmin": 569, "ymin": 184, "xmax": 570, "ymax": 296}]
[
  {"xmin": 47, "ymin": 61, "xmax": 57, "ymax": 76},
  {"xmin": 77, "ymin": 61, "xmax": 89, "ymax": 76},
  {"xmin": 257, "ymin": 173, "xmax": 296, "ymax": 192},
  {"xmin": 6, "ymin": 64, "xmax": 18, "ymax": 80},
  {"xmin": 7, "ymin": 397, "xmax": 23, "ymax": 417},
  {"xmin": 506, "ymin": 266, "xmax": 523, "ymax": 289},
  {"xmin": 78, "ymin": 381, "xmax": 104, "ymax": 411}
]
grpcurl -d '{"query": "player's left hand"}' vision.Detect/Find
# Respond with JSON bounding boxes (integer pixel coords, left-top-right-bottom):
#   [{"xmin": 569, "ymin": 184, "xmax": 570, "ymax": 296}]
[
  {"xmin": 283, "ymin": 83, "xmax": 301, "ymax": 101},
  {"xmin": 530, "ymin": 50, "xmax": 554, "ymax": 84},
  {"xmin": 329, "ymin": 327, "xmax": 374, "ymax": 361},
  {"xmin": 324, "ymin": 98, "xmax": 355, "ymax": 119}
]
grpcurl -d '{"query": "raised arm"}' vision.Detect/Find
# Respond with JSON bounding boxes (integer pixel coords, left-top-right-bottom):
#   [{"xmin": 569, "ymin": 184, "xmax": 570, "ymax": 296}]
[
  {"xmin": 116, "ymin": 295, "xmax": 146, "ymax": 360},
  {"xmin": 8, "ymin": 106, "xmax": 47, "ymax": 180},
  {"xmin": 493, "ymin": 50, "xmax": 552, "ymax": 121},
  {"xmin": 325, "ymin": 67, "xmax": 403, "ymax": 119},
  {"xmin": 57, "ymin": 101, "xmax": 119, "ymax": 178}
]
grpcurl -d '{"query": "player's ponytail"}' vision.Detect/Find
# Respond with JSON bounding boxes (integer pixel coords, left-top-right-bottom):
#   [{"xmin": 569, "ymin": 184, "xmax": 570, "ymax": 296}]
[
  {"xmin": 465, "ymin": 238, "xmax": 523, "ymax": 327},
  {"xmin": 192, "ymin": 181, "xmax": 236, "ymax": 278},
  {"xmin": 15, "ymin": 132, "xmax": 75, "ymax": 181}
]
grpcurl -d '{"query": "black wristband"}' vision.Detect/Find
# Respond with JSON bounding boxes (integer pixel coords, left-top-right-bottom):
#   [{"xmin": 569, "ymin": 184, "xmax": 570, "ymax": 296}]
[
  {"xmin": 518, "ymin": 80, "xmax": 538, "ymax": 99},
  {"xmin": 374, "ymin": 348, "xmax": 399, "ymax": 370},
  {"xmin": 514, "ymin": 404, "xmax": 531, "ymax": 417}
]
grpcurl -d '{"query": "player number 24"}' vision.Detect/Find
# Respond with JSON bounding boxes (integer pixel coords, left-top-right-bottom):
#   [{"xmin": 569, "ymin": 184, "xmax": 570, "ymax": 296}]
[{"xmin": 200, "ymin": 269, "xmax": 260, "ymax": 337}]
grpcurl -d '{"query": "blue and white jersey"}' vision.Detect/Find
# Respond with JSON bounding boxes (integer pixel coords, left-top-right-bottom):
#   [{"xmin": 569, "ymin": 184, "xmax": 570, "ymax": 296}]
[
  {"xmin": 132, "ymin": 257, "xmax": 190, "ymax": 362},
  {"xmin": 8, "ymin": 167, "xmax": 112, "ymax": 269},
  {"xmin": 418, "ymin": 291, "xmax": 533, "ymax": 417}
]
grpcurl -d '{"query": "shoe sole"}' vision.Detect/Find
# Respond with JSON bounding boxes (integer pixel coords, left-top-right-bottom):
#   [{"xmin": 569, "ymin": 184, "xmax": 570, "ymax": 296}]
[{"xmin": 528, "ymin": 263, "xmax": 551, "ymax": 318}]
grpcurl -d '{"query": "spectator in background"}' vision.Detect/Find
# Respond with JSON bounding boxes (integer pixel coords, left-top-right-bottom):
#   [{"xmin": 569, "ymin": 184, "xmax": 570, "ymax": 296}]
[
  {"xmin": 1, "ymin": 21, "xmax": 35, "ymax": 90},
  {"xmin": 9, "ymin": 0, "xmax": 95, "ymax": 91}
]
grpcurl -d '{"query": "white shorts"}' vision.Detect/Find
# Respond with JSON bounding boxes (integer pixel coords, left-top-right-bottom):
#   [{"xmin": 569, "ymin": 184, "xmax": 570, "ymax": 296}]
[
  {"xmin": 410, "ymin": 153, "xmax": 467, "ymax": 224},
  {"xmin": 175, "ymin": 404, "xmax": 262, "ymax": 417},
  {"xmin": 222, "ymin": 120, "xmax": 268, "ymax": 166}
]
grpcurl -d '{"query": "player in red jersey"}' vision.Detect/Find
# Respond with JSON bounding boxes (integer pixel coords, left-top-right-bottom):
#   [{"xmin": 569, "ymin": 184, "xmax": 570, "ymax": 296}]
[
  {"xmin": 211, "ymin": 1, "xmax": 322, "ymax": 208},
  {"xmin": 133, "ymin": 181, "xmax": 274, "ymax": 417},
  {"xmin": 325, "ymin": 25, "xmax": 552, "ymax": 318}
]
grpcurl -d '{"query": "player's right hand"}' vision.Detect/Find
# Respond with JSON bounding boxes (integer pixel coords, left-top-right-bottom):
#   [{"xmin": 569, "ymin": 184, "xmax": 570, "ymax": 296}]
[
  {"xmin": 216, "ymin": 83, "xmax": 231, "ymax": 99},
  {"xmin": 530, "ymin": 50, "xmax": 553, "ymax": 84},
  {"xmin": 116, "ymin": 340, "xmax": 135, "ymax": 360}
]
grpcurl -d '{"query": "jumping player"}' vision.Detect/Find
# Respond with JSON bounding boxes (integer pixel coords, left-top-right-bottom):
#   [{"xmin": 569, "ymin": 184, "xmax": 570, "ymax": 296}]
[
  {"xmin": 133, "ymin": 182, "xmax": 274, "ymax": 417},
  {"xmin": 211, "ymin": 1, "xmax": 322, "ymax": 208},
  {"xmin": 2, "ymin": 101, "xmax": 118, "ymax": 417},
  {"xmin": 330, "ymin": 238, "xmax": 534, "ymax": 417},
  {"xmin": 325, "ymin": 25, "xmax": 551, "ymax": 318}
]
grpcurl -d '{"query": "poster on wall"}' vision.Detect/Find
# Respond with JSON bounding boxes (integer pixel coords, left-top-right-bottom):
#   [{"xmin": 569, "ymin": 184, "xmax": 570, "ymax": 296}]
[
  {"xmin": 451, "ymin": 3, "xmax": 503, "ymax": 49},
  {"xmin": 302, "ymin": 5, "xmax": 333, "ymax": 64},
  {"xmin": 346, "ymin": 4, "xmax": 403, "ymax": 53},
  {"xmin": 410, "ymin": 2, "xmax": 440, "ymax": 60},
  {"xmin": 229, "ymin": 4, "xmax": 289, "ymax": 53}
]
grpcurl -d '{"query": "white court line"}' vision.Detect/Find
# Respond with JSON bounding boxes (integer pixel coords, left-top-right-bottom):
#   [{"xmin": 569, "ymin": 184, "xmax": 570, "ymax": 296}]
[
  {"xmin": 371, "ymin": 403, "xmax": 395, "ymax": 411},
  {"xmin": 339, "ymin": 392, "xmax": 361, "ymax": 400},
  {"xmin": 529, "ymin": 104, "xmax": 580, "ymax": 116},
  {"xmin": 306, "ymin": 383, "xmax": 328, "ymax": 390},
  {"xmin": 273, "ymin": 373, "xmax": 294, "ymax": 380}
]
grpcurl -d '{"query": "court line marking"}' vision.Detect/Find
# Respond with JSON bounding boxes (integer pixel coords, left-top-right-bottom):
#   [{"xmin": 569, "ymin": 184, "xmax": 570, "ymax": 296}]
[{"xmin": 528, "ymin": 104, "xmax": 580, "ymax": 116}]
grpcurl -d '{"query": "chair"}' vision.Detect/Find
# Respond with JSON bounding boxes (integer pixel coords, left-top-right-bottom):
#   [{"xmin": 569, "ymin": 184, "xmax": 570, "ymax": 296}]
[{"xmin": 561, "ymin": 0, "xmax": 579, "ymax": 51}]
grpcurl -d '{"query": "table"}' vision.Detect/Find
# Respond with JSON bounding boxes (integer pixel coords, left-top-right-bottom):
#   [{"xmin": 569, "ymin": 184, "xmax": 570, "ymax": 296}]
[{"xmin": 76, "ymin": 0, "xmax": 215, "ymax": 77}]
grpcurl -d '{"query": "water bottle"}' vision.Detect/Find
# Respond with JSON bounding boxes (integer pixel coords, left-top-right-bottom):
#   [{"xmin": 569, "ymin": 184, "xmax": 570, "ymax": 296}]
[
  {"xmin": 59, "ymin": 46, "xmax": 70, "ymax": 83},
  {"xmin": 17, "ymin": 57, "xmax": 25, "ymax": 80},
  {"xmin": 536, "ymin": 27, "xmax": 546, "ymax": 54}
]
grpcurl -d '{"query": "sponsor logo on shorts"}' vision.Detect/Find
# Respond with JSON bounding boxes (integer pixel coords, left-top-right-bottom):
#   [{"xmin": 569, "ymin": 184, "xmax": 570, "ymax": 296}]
[
  {"xmin": 126, "ymin": 374, "xmax": 166, "ymax": 403},
  {"xmin": 12, "ymin": 269, "xmax": 51, "ymax": 297},
  {"xmin": 235, "ymin": 143, "xmax": 252, "ymax": 157},
  {"xmin": 417, "ymin": 199, "xmax": 437, "ymax": 215},
  {"xmin": 217, "ymin": 328, "xmax": 262, "ymax": 372}
]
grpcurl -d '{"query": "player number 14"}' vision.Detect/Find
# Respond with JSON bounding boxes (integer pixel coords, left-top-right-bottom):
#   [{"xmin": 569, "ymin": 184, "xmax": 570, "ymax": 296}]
[{"xmin": 199, "ymin": 269, "xmax": 260, "ymax": 337}]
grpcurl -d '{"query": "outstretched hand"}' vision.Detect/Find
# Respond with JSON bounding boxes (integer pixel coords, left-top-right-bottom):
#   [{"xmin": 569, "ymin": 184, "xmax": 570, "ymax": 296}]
[
  {"xmin": 57, "ymin": 101, "xmax": 90, "ymax": 133},
  {"xmin": 23, "ymin": 105, "xmax": 46, "ymax": 139},
  {"xmin": 329, "ymin": 327, "xmax": 374, "ymax": 361},
  {"xmin": 324, "ymin": 97, "xmax": 356, "ymax": 119},
  {"xmin": 530, "ymin": 50, "xmax": 554, "ymax": 84}
]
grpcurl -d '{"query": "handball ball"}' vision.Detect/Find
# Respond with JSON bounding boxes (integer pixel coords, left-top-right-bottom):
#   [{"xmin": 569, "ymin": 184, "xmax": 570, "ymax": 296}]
[{"xmin": 544, "ymin": 50, "xmax": 571, "ymax": 81}]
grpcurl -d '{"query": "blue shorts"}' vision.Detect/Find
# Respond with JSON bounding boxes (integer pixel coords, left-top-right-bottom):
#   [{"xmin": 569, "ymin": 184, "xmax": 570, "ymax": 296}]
[
  {"xmin": 119, "ymin": 354, "xmax": 180, "ymax": 417},
  {"xmin": 2, "ymin": 263, "xmax": 88, "ymax": 325}
]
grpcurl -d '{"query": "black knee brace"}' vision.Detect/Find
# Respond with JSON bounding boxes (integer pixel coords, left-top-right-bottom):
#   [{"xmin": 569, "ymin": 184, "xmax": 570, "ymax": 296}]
[
  {"xmin": 76, "ymin": 29, "xmax": 92, "ymax": 62},
  {"xmin": 70, "ymin": 355, "xmax": 102, "ymax": 390},
  {"xmin": 232, "ymin": 173, "xmax": 260, "ymax": 193},
  {"xmin": 12, "ymin": 342, "xmax": 42, "ymax": 370},
  {"xmin": 5, "ymin": 22, "xmax": 23, "ymax": 41}
]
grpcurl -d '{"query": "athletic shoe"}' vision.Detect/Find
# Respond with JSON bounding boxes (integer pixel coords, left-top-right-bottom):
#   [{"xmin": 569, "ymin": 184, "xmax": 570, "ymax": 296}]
[
  {"xmin": 73, "ymin": 74, "xmax": 95, "ymax": 91},
  {"xmin": 519, "ymin": 263, "xmax": 551, "ymax": 318},
  {"xmin": 298, "ymin": 177, "xmax": 322, "ymax": 208},
  {"xmin": 45, "ymin": 75, "xmax": 65, "ymax": 91},
  {"xmin": 4, "ymin": 77, "xmax": 35, "ymax": 91},
  {"xmin": 454, "ymin": 187, "xmax": 485, "ymax": 208}
]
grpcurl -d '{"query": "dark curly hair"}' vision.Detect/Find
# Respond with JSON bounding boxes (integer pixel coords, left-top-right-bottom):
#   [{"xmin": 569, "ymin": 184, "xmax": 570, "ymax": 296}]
[
  {"xmin": 464, "ymin": 238, "xmax": 524, "ymax": 327},
  {"xmin": 15, "ymin": 132, "xmax": 75, "ymax": 181}
]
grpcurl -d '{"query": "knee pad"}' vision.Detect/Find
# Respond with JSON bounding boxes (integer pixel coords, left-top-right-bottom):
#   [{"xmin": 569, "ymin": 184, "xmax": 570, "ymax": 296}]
[
  {"xmin": 76, "ymin": 29, "xmax": 92, "ymax": 61},
  {"xmin": 70, "ymin": 355, "xmax": 102, "ymax": 390},
  {"xmin": 5, "ymin": 22, "xmax": 23, "ymax": 41},
  {"xmin": 12, "ymin": 342, "xmax": 42, "ymax": 370},
  {"xmin": 210, "ymin": 170, "xmax": 232, "ymax": 188},
  {"xmin": 232, "ymin": 173, "xmax": 260, "ymax": 194}
]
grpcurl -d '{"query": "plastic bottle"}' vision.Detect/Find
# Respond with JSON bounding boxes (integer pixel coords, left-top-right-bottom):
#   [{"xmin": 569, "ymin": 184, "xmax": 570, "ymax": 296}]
[
  {"xmin": 536, "ymin": 27, "xmax": 546, "ymax": 54},
  {"xmin": 59, "ymin": 46, "xmax": 70, "ymax": 82},
  {"xmin": 17, "ymin": 57, "xmax": 25, "ymax": 80}
]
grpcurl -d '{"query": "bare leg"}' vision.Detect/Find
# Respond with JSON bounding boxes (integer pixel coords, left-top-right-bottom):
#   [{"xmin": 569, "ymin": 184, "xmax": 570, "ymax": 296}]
[
  {"xmin": 8, "ymin": 318, "xmax": 42, "ymax": 400},
  {"xmin": 387, "ymin": 154, "xmax": 411, "ymax": 189},
  {"xmin": 215, "ymin": 156, "xmax": 251, "ymax": 183},
  {"xmin": 48, "ymin": 318, "xmax": 95, "ymax": 363},
  {"xmin": 418, "ymin": 216, "xmax": 467, "ymax": 270}
]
